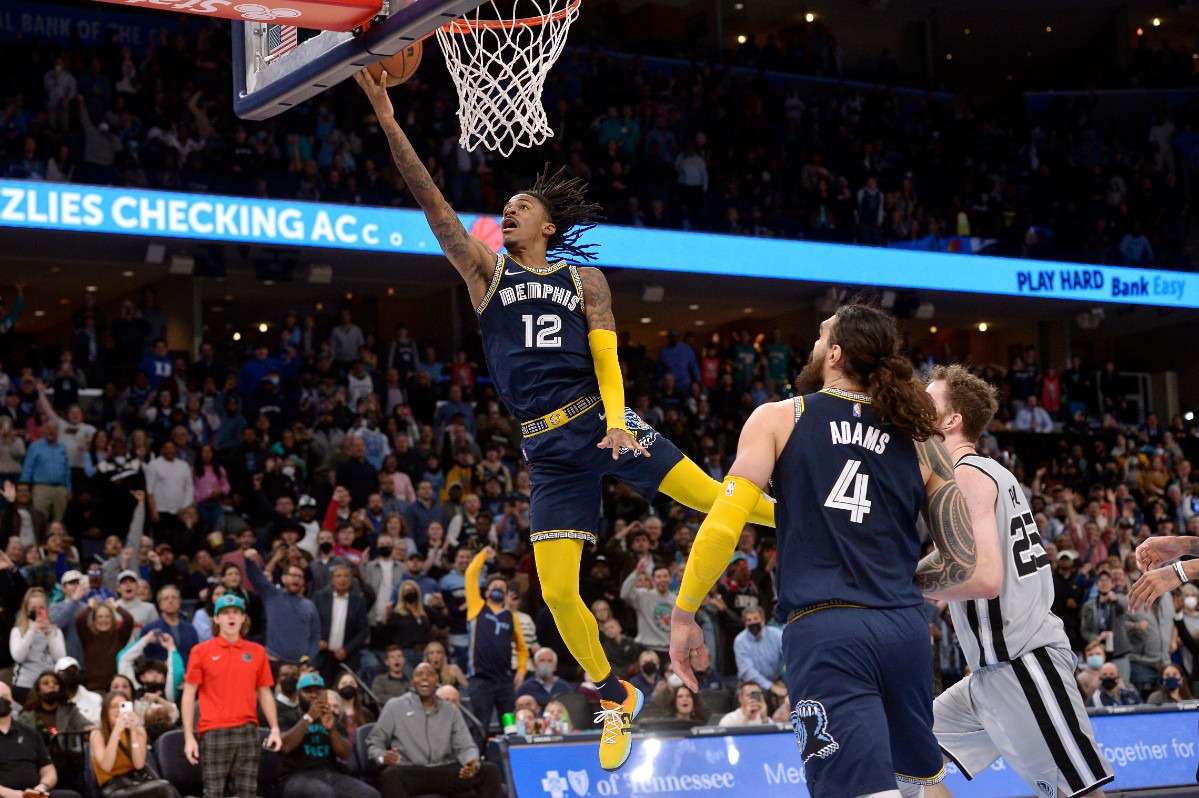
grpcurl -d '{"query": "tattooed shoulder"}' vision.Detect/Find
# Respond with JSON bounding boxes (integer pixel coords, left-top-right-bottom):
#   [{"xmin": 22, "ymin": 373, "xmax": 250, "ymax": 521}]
[{"xmin": 916, "ymin": 436, "xmax": 955, "ymax": 482}]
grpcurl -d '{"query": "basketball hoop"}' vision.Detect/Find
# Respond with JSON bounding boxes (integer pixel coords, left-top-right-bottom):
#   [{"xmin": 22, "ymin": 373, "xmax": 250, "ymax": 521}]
[{"xmin": 435, "ymin": 0, "xmax": 581, "ymax": 156}]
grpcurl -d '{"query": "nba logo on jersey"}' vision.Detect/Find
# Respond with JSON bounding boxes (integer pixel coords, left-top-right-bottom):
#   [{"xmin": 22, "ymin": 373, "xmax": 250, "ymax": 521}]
[{"xmin": 852, "ymin": 403, "xmax": 862, "ymax": 417}]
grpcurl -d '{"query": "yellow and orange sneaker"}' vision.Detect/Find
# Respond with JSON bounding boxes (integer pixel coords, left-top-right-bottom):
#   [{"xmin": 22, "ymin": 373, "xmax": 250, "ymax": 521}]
[{"xmin": 594, "ymin": 680, "xmax": 644, "ymax": 771}]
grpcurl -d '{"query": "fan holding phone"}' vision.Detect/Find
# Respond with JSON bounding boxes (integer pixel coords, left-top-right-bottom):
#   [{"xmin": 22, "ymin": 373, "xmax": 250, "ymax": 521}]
[
  {"xmin": 9, "ymin": 588, "xmax": 66, "ymax": 706},
  {"xmin": 90, "ymin": 691, "xmax": 181, "ymax": 798}
]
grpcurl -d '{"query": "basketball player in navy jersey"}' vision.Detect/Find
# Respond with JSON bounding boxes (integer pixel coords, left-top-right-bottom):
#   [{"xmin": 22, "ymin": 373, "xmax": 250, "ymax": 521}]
[
  {"xmin": 355, "ymin": 69, "xmax": 774, "ymax": 771},
  {"xmin": 670, "ymin": 304, "xmax": 986, "ymax": 798},
  {"xmin": 923, "ymin": 365, "xmax": 1111, "ymax": 798}
]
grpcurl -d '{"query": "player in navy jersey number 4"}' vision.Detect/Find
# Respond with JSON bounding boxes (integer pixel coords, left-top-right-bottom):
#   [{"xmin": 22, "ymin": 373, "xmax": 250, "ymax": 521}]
[
  {"xmin": 922, "ymin": 365, "xmax": 1112, "ymax": 798},
  {"xmin": 671, "ymin": 304, "xmax": 991, "ymax": 798},
  {"xmin": 355, "ymin": 69, "xmax": 775, "ymax": 772}
]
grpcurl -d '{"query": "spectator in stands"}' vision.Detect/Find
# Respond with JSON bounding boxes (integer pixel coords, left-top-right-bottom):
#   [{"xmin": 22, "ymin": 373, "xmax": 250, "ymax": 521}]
[
  {"xmin": 1076, "ymin": 640, "xmax": 1107, "ymax": 704},
  {"xmin": 462, "ymin": 548, "xmax": 527, "ymax": 725},
  {"xmin": 279, "ymin": 672, "xmax": 379, "ymax": 798},
  {"xmin": 330, "ymin": 311, "xmax": 364, "ymax": 374},
  {"xmin": 19, "ymin": 418, "xmax": 70, "ymax": 522},
  {"xmin": 2, "ymin": 481, "xmax": 43, "ymax": 548},
  {"xmin": 181, "ymin": 594, "xmax": 281, "ymax": 792},
  {"xmin": 114, "ymin": 570, "xmax": 158, "ymax": 633},
  {"xmin": 647, "ymin": 684, "xmax": 711, "ymax": 725},
  {"xmin": 371, "ymin": 645, "xmax": 411, "ymax": 706},
  {"xmin": 53, "ymin": 656, "xmax": 99, "ymax": 726},
  {"xmin": 245, "ymin": 550, "xmax": 322, "ymax": 665},
  {"xmin": 1087, "ymin": 661, "xmax": 1141, "ymax": 707},
  {"xmin": 435, "ymin": 684, "xmax": 487, "ymax": 751},
  {"xmin": 336, "ymin": 436, "xmax": 377, "ymax": 511},
  {"xmin": 516, "ymin": 648, "xmax": 572, "ymax": 707},
  {"xmin": 138, "ymin": 585, "xmax": 198, "ymax": 666},
  {"xmin": 314, "ymin": 564, "xmax": 370, "ymax": 682},
  {"xmin": 368, "ymin": 662, "xmax": 503, "ymax": 798},
  {"xmin": 423, "ymin": 640, "xmax": 468, "ymax": 689},
  {"xmin": 332, "ymin": 672, "xmax": 374, "ymax": 742},
  {"xmin": 1014, "ymin": 395, "xmax": 1054, "ymax": 433},
  {"xmin": 16, "ymin": 670, "xmax": 91, "ymax": 791},
  {"xmin": 269, "ymin": 660, "xmax": 303, "ymax": 731},
  {"xmin": 382, "ymin": 579, "xmax": 442, "ymax": 664},
  {"xmin": 1146, "ymin": 664, "xmax": 1192, "ymax": 705},
  {"xmin": 76, "ymin": 599, "xmax": 134, "ymax": 693},
  {"xmin": 0, "ymin": 680, "xmax": 80, "ymax": 798},
  {"xmin": 1130, "ymin": 593, "xmax": 1174, "ymax": 696},
  {"xmin": 11, "ymin": 587, "xmax": 66, "ymax": 704},
  {"xmin": 402, "ymin": 481, "xmax": 441, "ymax": 548},
  {"xmin": 90, "ymin": 690, "xmax": 180, "ymax": 798},
  {"xmin": 733, "ymin": 606, "xmax": 783, "ymax": 689},
  {"xmin": 621, "ymin": 561, "xmax": 676, "ymax": 661},
  {"xmin": 1081, "ymin": 569, "xmax": 1131, "ymax": 682},
  {"xmin": 628, "ymin": 650, "xmax": 665, "ymax": 699},
  {"xmin": 600, "ymin": 617, "xmax": 639, "ymax": 678},
  {"xmin": 718, "ymin": 681, "xmax": 772, "ymax": 727}
]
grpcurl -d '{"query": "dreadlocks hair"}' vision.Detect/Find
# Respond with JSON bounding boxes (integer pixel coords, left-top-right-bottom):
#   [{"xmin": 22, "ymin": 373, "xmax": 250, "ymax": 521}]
[{"xmin": 524, "ymin": 164, "xmax": 604, "ymax": 262}]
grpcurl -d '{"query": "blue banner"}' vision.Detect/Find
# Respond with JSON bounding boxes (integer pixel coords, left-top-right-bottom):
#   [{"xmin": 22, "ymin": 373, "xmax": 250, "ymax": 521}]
[
  {"xmin": 2, "ymin": 179, "xmax": 1197, "ymax": 309},
  {"xmin": 506, "ymin": 710, "xmax": 1199, "ymax": 798}
]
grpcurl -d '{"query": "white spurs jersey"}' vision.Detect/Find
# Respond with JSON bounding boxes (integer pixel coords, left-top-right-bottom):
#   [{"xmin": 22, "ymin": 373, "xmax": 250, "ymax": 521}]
[{"xmin": 948, "ymin": 453, "xmax": 1068, "ymax": 670}]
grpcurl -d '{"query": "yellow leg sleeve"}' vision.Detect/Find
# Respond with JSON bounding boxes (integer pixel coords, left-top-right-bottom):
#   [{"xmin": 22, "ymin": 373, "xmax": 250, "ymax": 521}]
[
  {"xmin": 659, "ymin": 457, "xmax": 775, "ymax": 527},
  {"xmin": 533, "ymin": 537, "xmax": 615, "ymax": 682},
  {"xmin": 677, "ymin": 476, "xmax": 763, "ymax": 612}
]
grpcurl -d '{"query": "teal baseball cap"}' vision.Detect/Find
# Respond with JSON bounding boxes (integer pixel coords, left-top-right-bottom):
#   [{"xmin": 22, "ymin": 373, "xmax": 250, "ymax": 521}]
[
  {"xmin": 297, "ymin": 673, "xmax": 325, "ymax": 691},
  {"xmin": 214, "ymin": 594, "xmax": 246, "ymax": 614}
]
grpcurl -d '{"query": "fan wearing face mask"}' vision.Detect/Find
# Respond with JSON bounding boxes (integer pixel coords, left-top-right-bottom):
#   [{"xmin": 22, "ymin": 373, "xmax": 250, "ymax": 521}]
[
  {"xmin": 462, "ymin": 546, "xmax": 528, "ymax": 728},
  {"xmin": 16, "ymin": 671, "xmax": 92, "ymax": 793},
  {"xmin": 1146, "ymin": 663, "xmax": 1193, "ymax": 705}
]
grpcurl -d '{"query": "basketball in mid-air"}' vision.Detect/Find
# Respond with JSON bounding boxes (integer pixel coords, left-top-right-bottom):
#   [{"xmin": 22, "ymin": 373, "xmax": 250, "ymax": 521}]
[{"xmin": 366, "ymin": 41, "xmax": 423, "ymax": 87}]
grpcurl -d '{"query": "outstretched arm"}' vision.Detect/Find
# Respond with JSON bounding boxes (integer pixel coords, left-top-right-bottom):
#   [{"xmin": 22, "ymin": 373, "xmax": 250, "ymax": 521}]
[
  {"xmin": 354, "ymin": 70, "xmax": 494, "ymax": 301},
  {"xmin": 913, "ymin": 436, "xmax": 979, "ymax": 595}
]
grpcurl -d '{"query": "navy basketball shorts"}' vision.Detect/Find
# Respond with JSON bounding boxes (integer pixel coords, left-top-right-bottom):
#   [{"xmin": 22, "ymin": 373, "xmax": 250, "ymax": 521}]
[
  {"xmin": 783, "ymin": 605, "xmax": 945, "ymax": 798},
  {"xmin": 522, "ymin": 405, "xmax": 684, "ymax": 543}
]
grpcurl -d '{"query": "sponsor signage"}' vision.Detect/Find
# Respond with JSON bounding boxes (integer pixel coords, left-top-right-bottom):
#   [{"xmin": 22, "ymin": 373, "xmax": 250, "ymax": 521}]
[
  {"xmin": 507, "ymin": 709, "xmax": 1199, "ymax": 798},
  {"xmin": 1, "ymin": 180, "xmax": 1196, "ymax": 308}
]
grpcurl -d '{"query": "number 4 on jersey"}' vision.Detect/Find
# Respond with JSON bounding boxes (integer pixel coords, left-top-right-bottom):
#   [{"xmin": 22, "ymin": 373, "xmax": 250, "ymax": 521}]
[{"xmin": 825, "ymin": 459, "xmax": 872, "ymax": 523}]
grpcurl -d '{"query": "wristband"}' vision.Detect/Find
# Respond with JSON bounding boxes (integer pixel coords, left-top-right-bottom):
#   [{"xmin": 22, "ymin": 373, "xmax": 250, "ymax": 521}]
[
  {"xmin": 1174, "ymin": 561, "xmax": 1189, "ymax": 584},
  {"xmin": 302, "ymin": 714, "xmax": 313, "ymax": 724}
]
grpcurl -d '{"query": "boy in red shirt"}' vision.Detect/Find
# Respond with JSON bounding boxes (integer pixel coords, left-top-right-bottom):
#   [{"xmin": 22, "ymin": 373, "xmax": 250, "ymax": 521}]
[{"xmin": 181, "ymin": 594, "xmax": 282, "ymax": 798}]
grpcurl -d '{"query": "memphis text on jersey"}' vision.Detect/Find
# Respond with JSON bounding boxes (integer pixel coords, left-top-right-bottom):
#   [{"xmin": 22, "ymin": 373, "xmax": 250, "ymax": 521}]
[
  {"xmin": 496, "ymin": 281, "xmax": 581, "ymax": 312},
  {"xmin": 829, "ymin": 421, "xmax": 890, "ymax": 454}
]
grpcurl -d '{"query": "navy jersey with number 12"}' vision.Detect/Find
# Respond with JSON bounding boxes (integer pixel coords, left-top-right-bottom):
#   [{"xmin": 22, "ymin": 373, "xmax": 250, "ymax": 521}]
[
  {"xmin": 474, "ymin": 254, "xmax": 598, "ymax": 421},
  {"xmin": 773, "ymin": 389, "xmax": 927, "ymax": 621}
]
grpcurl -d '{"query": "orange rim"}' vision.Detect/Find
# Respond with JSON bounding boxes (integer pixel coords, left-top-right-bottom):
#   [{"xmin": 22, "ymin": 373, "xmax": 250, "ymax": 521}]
[{"xmin": 440, "ymin": 0, "xmax": 579, "ymax": 33}]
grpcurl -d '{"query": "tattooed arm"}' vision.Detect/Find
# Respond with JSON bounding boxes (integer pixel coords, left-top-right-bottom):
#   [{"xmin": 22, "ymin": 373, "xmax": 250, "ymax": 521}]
[
  {"xmin": 578, "ymin": 267, "xmax": 615, "ymax": 333},
  {"xmin": 913, "ymin": 437, "xmax": 1000, "ymax": 599},
  {"xmin": 354, "ymin": 70, "xmax": 493, "ymax": 303}
]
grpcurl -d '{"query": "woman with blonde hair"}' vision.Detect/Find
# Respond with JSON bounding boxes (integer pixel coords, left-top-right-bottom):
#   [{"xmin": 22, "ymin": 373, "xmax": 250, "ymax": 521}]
[
  {"xmin": 383, "ymin": 580, "xmax": 447, "ymax": 664},
  {"xmin": 10, "ymin": 587, "xmax": 66, "ymax": 704},
  {"xmin": 77, "ymin": 599, "xmax": 136, "ymax": 691},
  {"xmin": 542, "ymin": 699, "xmax": 575, "ymax": 734},
  {"xmin": 382, "ymin": 512, "xmax": 417, "ymax": 556},
  {"xmin": 421, "ymin": 639, "xmax": 468, "ymax": 688}
]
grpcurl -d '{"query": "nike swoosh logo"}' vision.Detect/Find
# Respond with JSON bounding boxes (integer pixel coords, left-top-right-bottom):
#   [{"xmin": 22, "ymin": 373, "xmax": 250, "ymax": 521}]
[
  {"xmin": 598, "ymin": 413, "xmax": 605, "ymax": 420},
  {"xmin": 504, "ymin": 269, "xmax": 526, "ymax": 276},
  {"xmin": 211, "ymin": 656, "xmax": 221, "ymax": 660}
]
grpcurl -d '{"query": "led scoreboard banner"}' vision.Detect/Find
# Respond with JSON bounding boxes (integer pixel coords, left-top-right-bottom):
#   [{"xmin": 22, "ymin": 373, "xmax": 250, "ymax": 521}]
[{"xmin": 1, "ymin": 180, "xmax": 1196, "ymax": 309}]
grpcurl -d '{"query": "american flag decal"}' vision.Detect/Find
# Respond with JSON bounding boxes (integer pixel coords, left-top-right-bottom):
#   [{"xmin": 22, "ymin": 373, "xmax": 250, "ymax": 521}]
[{"xmin": 265, "ymin": 24, "xmax": 297, "ymax": 60}]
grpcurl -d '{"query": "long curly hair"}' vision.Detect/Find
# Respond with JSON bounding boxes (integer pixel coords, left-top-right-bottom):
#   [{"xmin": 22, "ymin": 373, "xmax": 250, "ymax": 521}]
[
  {"xmin": 830, "ymin": 303, "xmax": 939, "ymax": 441},
  {"xmin": 523, "ymin": 164, "xmax": 603, "ymax": 262}
]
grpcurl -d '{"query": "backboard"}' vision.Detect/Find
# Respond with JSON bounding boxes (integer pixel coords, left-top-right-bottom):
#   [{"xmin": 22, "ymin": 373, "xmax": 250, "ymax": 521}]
[{"xmin": 232, "ymin": 0, "xmax": 485, "ymax": 120}]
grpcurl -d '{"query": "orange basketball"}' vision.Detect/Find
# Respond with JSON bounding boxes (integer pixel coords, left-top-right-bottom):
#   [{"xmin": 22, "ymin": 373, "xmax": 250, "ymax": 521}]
[{"xmin": 366, "ymin": 41, "xmax": 423, "ymax": 87}]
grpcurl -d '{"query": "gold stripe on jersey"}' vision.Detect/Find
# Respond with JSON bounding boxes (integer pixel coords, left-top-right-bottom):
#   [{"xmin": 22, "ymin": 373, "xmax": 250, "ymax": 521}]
[
  {"xmin": 568, "ymin": 264, "xmax": 587, "ymax": 315},
  {"xmin": 475, "ymin": 253, "xmax": 505, "ymax": 315},
  {"xmin": 786, "ymin": 600, "xmax": 866, "ymax": 623},
  {"xmin": 530, "ymin": 528, "xmax": 598, "ymax": 545},
  {"xmin": 507, "ymin": 257, "xmax": 570, "ymax": 275},
  {"xmin": 519, "ymin": 392, "xmax": 601, "ymax": 438},
  {"xmin": 896, "ymin": 764, "xmax": 947, "ymax": 785},
  {"xmin": 820, "ymin": 388, "xmax": 872, "ymax": 403}
]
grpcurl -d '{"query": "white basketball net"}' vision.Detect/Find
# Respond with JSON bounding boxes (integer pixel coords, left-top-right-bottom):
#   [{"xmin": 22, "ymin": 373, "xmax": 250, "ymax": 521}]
[{"xmin": 435, "ymin": 0, "xmax": 580, "ymax": 156}]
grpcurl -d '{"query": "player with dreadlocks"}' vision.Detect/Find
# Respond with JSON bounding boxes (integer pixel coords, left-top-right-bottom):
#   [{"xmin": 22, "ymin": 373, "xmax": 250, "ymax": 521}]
[{"xmin": 356, "ymin": 68, "xmax": 774, "ymax": 770}]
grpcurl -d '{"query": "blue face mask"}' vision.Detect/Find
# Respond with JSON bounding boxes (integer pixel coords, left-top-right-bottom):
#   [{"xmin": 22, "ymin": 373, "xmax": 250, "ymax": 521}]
[
  {"xmin": 1164, "ymin": 677, "xmax": 1182, "ymax": 691},
  {"xmin": 488, "ymin": 588, "xmax": 506, "ymax": 603},
  {"xmin": 1086, "ymin": 655, "xmax": 1105, "ymax": 670}
]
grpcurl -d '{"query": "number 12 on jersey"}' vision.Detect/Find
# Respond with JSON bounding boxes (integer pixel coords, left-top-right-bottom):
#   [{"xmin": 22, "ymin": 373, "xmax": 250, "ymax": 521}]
[
  {"xmin": 825, "ymin": 459, "xmax": 872, "ymax": 523},
  {"xmin": 521, "ymin": 314, "xmax": 562, "ymax": 348}
]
